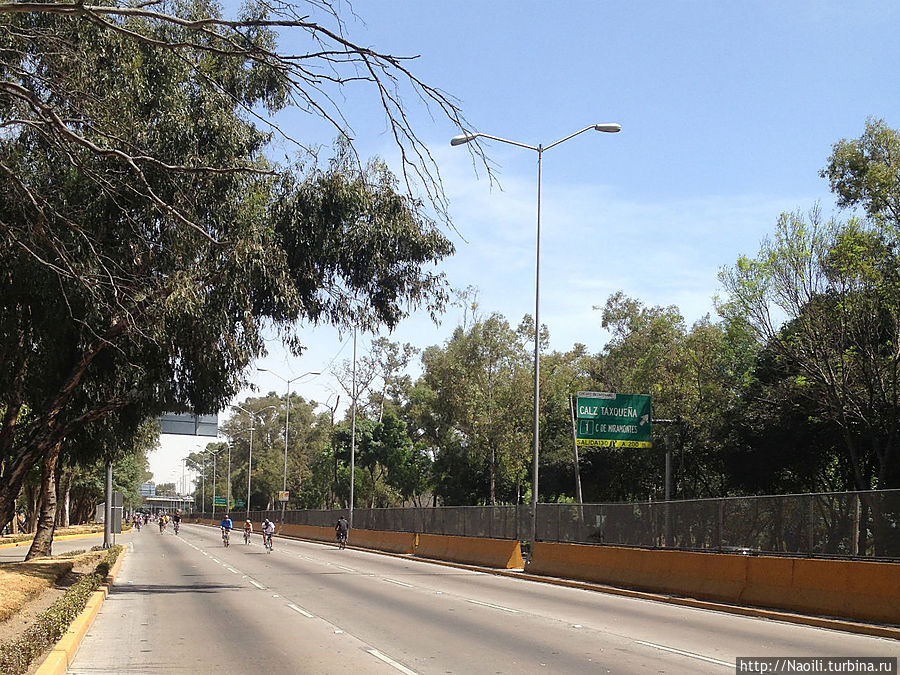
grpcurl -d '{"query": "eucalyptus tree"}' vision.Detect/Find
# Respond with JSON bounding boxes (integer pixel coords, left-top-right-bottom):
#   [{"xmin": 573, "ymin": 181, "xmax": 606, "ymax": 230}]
[
  {"xmin": 719, "ymin": 208, "xmax": 899, "ymax": 494},
  {"xmin": 0, "ymin": 0, "xmax": 474, "ymax": 531},
  {"xmin": 418, "ymin": 313, "xmax": 531, "ymax": 505},
  {"xmin": 719, "ymin": 118, "xmax": 900, "ymax": 509}
]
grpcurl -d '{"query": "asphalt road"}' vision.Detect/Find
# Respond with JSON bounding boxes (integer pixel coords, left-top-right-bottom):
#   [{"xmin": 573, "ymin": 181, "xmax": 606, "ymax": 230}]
[{"xmin": 64, "ymin": 524, "xmax": 897, "ymax": 674}]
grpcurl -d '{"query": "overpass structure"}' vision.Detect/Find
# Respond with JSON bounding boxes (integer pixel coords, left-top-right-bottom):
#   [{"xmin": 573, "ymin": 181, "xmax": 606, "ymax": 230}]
[{"xmin": 141, "ymin": 495, "xmax": 194, "ymax": 514}]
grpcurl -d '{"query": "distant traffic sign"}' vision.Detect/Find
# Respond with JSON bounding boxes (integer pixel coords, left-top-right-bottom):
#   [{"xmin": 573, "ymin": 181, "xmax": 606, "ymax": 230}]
[
  {"xmin": 278, "ymin": 491, "xmax": 290, "ymax": 502},
  {"xmin": 575, "ymin": 391, "xmax": 652, "ymax": 448},
  {"xmin": 213, "ymin": 496, "xmax": 227, "ymax": 507}
]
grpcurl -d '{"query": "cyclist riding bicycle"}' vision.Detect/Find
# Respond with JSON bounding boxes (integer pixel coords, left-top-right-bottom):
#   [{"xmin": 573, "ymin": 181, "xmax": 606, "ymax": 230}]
[
  {"xmin": 220, "ymin": 514, "xmax": 233, "ymax": 546},
  {"xmin": 261, "ymin": 518, "xmax": 275, "ymax": 551},
  {"xmin": 172, "ymin": 512, "xmax": 181, "ymax": 534},
  {"xmin": 335, "ymin": 516, "xmax": 349, "ymax": 549},
  {"xmin": 243, "ymin": 519, "xmax": 252, "ymax": 544}
]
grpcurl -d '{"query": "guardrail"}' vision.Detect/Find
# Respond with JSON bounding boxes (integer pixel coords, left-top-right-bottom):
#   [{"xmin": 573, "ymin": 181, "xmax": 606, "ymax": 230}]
[{"xmin": 194, "ymin": 488, "xmax": 900, "ymax": 558}]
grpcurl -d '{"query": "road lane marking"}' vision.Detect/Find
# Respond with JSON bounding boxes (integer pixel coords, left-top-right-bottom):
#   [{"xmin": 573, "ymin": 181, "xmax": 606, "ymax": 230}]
[
  {"xmin": 467, "ymin": 599, "xmax": 518, "ymax": 613},
  {"xmin": 366, "ymin": 649, "xmax": 418, "ymax": 675},
  {"xmin": 248, "ymin": 579, "xmax": 265, "ymax": 590},
  {"xmin": 335, "ymin": 565, "xmax": 356, "ymax": 572},
  {"xmin": 226, "ymin": 567, "xmax": 239, "ymax": 574},
  {"xmin": 383, "ymin": 578, "xmax": 413, "ymax": 588},
  {"xmin": 634, "ymin": 640, "xmax": 732, "ymax": 668},
  {"xmin": 287, "ymin": 603, "xmax": 314, "ymax": 618}
]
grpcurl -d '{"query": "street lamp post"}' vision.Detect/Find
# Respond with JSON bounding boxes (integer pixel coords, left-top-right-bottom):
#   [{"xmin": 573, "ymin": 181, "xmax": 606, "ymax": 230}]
[
  {"xmin": 209, "ymin": 447, "xmax": 223, "ymax": 519},
  {"xmin": 201, "ymin": 456, "xmax": 206, "ymax": 514},
  {"xmin": 258, "ymin": 368, "xmax": 321, "ymax": 524},
  {"xmin": 451, "ymin": 123, "xmax": 621, "ymax": 555}
]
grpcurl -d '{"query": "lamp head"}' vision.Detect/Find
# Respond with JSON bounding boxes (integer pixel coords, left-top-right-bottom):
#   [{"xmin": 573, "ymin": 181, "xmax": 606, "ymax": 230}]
[
  {"xmin": 450, "ymin": 132, "xmax": 479, "ymax": 146},
  {"xmin": 593, "ymin": 123, "xmax": 622, "ymax": 133}
]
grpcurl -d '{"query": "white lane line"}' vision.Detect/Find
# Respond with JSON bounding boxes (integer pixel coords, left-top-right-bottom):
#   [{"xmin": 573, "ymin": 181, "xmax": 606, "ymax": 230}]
[
  {"xmin": 335, "ymin": 565, "xmax": 356, "ymax": 573},
  {"xmin": 287, "ymin": 603, "xmax": 314, "ymax": 618},
  {"xmin": 248, "ymin": 579, "xmax": 265, "ymax": 590},
  {"xmin": 467, "ymin": 599, "xmax": 518, "ymax": 614},
  {"xmin": 383, "ymin": 578, "xmax": 413, "ymax": 588},
  {"xmin": 210, "ymin": 558, "xmax": 220, "ymax": 564},
  {"xmin": 225, "ymin": 566, "xmax": 239, "ymax": 573},
  {"xmin": 366, "ymin": 649, "xmax": 418, "ymax": 675},
  {"xmin": 634, "ymin": 640, "xmax": 732, "ymax": 668}
]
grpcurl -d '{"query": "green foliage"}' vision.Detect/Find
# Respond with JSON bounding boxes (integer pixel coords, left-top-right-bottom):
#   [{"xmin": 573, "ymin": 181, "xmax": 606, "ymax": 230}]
[
  {"xmin": 0, "ymin": 0, "xmax": 458, "ymax": 527},
  {"xmin": 416, "ymin": 314, "xmax": 531, "ymax": 505}
]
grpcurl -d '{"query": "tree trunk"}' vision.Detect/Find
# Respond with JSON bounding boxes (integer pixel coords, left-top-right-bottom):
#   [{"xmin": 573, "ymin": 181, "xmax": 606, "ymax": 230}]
[
  {"xmin": 25, "ymin": 445, "xmax": 60, "ymax": 560},
  {"xmin": 62, "ymin": 473, "xmax": 71, "ymax": 528}
]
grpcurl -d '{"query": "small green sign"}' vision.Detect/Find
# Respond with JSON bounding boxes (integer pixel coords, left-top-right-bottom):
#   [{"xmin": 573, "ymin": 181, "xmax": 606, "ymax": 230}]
[
  {"xmin": 575, "ymin": 391, "xmax": 652, "ymax": 448},
  {"xmin": 234, "ymin": 499, "xmax": 244, "ymax": 508},
  {"xmin": 213, "ymin": 496, "xmax": 227, "ymax": 507}
]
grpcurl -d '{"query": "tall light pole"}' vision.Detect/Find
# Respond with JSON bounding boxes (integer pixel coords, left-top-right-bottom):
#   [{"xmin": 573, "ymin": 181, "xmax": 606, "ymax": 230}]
[
  {"xmin": 201, "ymin": 455, "xmax": 206, "ymax": 514},
  {"xmin": 451, "ymin": 123, "xmax": 621, "ymax": 554},
  {"xmin": 209, "ymin": 447, "xmax": 223, "ymax": 519},
  {"xmin": 258, "ymin": 368, "xmax": 321, "ymax": 524},
  {"xmin": 349, "ymin": 327, "xmax": 357, "ymax": 528},
  {"xmin": 232, "ymin": 404, "xmax": 276, "ymax": 519}
]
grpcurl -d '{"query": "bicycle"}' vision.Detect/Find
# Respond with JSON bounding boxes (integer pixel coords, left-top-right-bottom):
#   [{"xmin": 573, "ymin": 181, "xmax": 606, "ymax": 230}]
[
  {"xmin": 336, "ymin": 531, "xmax": 347, "ymax": 550},
  {"xmin": 243, "ymin": 529, "xmax": 251, "ymax": 544},
  {"xmin": 263, "ymin": 532, "xmax": 273, "ymax": 553},
  {"xmin": 174, "ymin": 521, "xmax": 180, "ymax": 535},
  {"xmin": 222, "ymin": 528, "xmax": 230, "ymax": 547}
]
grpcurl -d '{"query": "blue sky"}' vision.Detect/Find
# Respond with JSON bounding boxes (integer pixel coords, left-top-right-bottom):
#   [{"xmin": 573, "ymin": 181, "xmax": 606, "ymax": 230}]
[{"xmin": 151, "ymin": 0, "xmax": 900, "ymax": 486}]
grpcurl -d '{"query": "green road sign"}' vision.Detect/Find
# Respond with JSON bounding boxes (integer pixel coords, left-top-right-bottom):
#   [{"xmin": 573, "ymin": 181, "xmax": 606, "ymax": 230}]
[
  {"xmin": 234, "ymin": 499, "xmax": 244, "ymax": 508},
  {"xmin": 213, "ymin": 496, "xmax": 227, "ymax": 507},
  {"xmin": 575, "ymin": 391, "xmax": 652, "ymax": 448}
]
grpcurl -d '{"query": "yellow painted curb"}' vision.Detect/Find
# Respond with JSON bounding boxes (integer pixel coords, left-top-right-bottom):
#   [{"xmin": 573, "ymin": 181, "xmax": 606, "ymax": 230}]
[
  {"xmin": 33, "ymin": 649, "xmax": 67, "ymax": 675},
  {"xmin": 33, "ymin": 547, "xmax": 127, "ymax": 675}
]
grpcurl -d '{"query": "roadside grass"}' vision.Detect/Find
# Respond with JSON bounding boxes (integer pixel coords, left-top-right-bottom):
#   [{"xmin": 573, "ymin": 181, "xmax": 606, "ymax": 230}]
[
  {"xmin": 0, "ymin": 546, "xmax": 106, "ymax": 623},
  {"xmin": 0, "ymin": 559, "xmax": 75, "ymax": 623},
  {"xmin": 0, "ymin": 546, "xmax": 121, "ymax": 675}
]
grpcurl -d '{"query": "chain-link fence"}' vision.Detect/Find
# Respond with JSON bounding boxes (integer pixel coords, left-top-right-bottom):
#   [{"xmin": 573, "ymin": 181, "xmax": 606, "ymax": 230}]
[
  {"xmin": 535, "ymin": 489, "xmax": 900, "ymax": 557},
  {"xmin": 196, "ymin": 489, "xmax": 900, "ymax": 558}
]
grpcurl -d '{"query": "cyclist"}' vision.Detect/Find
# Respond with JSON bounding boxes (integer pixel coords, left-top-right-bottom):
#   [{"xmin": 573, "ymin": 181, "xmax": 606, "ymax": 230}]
[
  {"xmin": 243, "ymin": 519, "xmax": 253, "ymax": 544},
  {"xmin": 261, "ymin": 518, "xmax": 275, "ymax": 551},
  {"xmin": 220, "ymin": 514, "xmax": 233, "ymax": 546},
  {"xmin": 335, "ymin": 516, "xmax": 349, "ymax": 550},
  {"xmin": 172, "ymin": 512, "xmax": 181, "ymax": 535}
]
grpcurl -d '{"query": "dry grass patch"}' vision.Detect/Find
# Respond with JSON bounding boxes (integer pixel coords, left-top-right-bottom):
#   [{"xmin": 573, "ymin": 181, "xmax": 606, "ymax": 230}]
[{"xmin": 0, "ymin": 560, "xmax": 74, "ymax": 623}]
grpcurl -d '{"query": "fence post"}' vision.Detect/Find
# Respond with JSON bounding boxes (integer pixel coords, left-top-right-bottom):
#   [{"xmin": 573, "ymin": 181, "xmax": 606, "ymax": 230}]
[
  {"xmin": 852, "ymin": 494, "xmax": 860, "ymax": 556},
  {"xmin": 717, "ymin": 499, "xmax": 724, "ymax": 549},
  {"xmin": 808, "ymin": 495, "xmax": 815, "ymax": 554}
]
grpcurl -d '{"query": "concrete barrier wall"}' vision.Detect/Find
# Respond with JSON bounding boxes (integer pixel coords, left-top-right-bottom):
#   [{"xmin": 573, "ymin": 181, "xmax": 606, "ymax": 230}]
[
  {"xmin": 349, "ymin": 529, "xmax": 417, "ymax": 555},
  {"xmin": 278, "ymin": 523, "xmax": 333, "ymax": 542},
  {"xmin": 528, "ymin": 542, "xmax": 900, "ymax": 625},
  {"xmin": 416, "ymin": 534, "xmax": 524, "ymax": 569}
]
